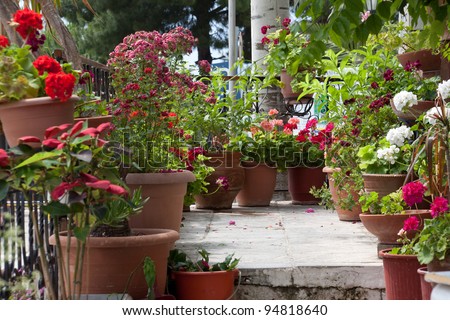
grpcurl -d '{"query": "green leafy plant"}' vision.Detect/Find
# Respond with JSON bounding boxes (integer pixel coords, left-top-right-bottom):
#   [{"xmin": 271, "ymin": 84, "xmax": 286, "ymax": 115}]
[
  {"xmin": 168, "ymin": 248, "xmax": 239, "ymax": 272},
  {"xmin": 414, "ymin": 213, "xmax": 450, "ymax": 264},
  {"xmin": 359, "ymin": 191, "xmax": 405, "ymax": 215},
  {"xmin": 0, "ymin": 120, "xmax": 143, "ymax": 299},
  {"xmin": 260, "ymin": 17, "xmax": 325, "ymax": 98},
  {"xmin": 357, "ymin": 127, "xmax": 413, "ymax": 174}
]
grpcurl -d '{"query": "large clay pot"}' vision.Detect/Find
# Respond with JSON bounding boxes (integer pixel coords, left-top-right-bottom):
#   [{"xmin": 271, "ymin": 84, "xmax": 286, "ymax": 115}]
[
  {"xmin": 0, "ymin": 95, "xmax": 78, "ymax": 147},
  {"xmin": 362, "ymin": 173, "xmax": 408, "ymax": 198},
  {"xmin": 397, "ymin": 49, "xmax": 441, "ymax": 77},
  {"xmin": 359, "ymin": 210, "xmax": 432, "ymax": 244},
  {"xmin": 171, "ymin": 269, "xmax": 239, "ymax": 300},
  {"xmin": 236, "ymin": 162, "xmax": 277, "ymax": 207},
  {"xmin": 427, "ymin": 255, "xmax": 450, "ymax": 272},
  {"xmin": 287, "ymin": 166, "xmax": 326, "ymax": 205},
  {"xmin": 417, "ymin": 267, "xmax": 433, "ymax": 300},
  {"xmin": 390, "ymin": 100, "xmax": 435, "ymax": 125},
  {"xmin": 194, "ymin": 151, "xmax": 245, "ymax": 210},
  {"xmin": 126, "ymin": 171, "xmax": 195, "ymax": 232},
  {"xmin": 379, "ymin": 249, "xmax": 424, "ymax": 300},
  {"xmin": 49, "ymin": 228, "xmax": 179, "ymax": 299},
  {"xmin": 323, "ymin": 167, "xmax": 361, "ymax": 221}
]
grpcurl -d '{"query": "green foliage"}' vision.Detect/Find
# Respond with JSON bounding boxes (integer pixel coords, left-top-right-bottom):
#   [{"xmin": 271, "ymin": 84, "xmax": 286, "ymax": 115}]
[
  {"xmin": 295, "ymin": 0, "xmax": 450, "ymax": 62},
  {"xmin": 359, "ymin": 191, "xmax": 406, "ymax": 215},
  {"xmin": 168, "ymin": 248, "xmax": 239, "ymax": 272},
  {"xmin": 143, "ymin": 257, "xmax": 156, "ymax": 300},
  {"xmin": 414, "ymin": 213, "xmax": 450, "ymax": 264}
]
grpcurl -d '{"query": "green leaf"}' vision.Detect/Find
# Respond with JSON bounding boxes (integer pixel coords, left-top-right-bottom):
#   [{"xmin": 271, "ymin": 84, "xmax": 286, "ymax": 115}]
[
  {"xmin": 42, "ymin": 201, "xmax": 72, "ymax": 217},
  {"xmin": 332, "ymin": 16, "xmax": 351, "ymax": 40},
  {"xmin": 73, "ymin": 226, "xmax": 91, "ymax": 242},
  {"xmin": 365, "ymin": 14, "xmax": 383, "ymax": 35},
  {"xmin": 14, "ymin": 151, "xmax": 62, "ymax": 169},
  {"xmin": 143, "ymin": 257, "xmax": 156, "ymax": 300},
  {"xmin": 377, "ymin": 1, "xmax": 392, "ymax": 19},
  {"xmin": 0, "ymin": 180, "xmax": 10, "ymax": 201}
]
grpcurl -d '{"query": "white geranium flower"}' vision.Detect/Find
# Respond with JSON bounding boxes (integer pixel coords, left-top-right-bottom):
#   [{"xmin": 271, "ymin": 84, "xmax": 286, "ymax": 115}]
[
  {"xmin": 438, "ymin": 79, "xmax": 450, "ymax": 100},
  {"xmin": 386, "ymin": 125, "xmax": 413, "ymax": 147},
  {"xmin": 393, "ymin": 91, "xmax": 418, "ymax": 112},
  {"xmin": 424, "ymin": 107, "xmax": 450, "ymax": 125},
  {"xmin": 377, "ymin": 145, "xmax": 400, "ymax": 165}
]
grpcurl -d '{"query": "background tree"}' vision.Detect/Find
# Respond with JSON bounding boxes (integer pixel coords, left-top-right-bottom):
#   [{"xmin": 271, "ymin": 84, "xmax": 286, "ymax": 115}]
[{"xmin": 60, "ymin": 0, "xmax": 251, "ymax": 64}]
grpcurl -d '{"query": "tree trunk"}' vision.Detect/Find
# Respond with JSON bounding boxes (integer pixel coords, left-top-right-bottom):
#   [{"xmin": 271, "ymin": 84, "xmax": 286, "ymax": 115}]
[
  {"xmin": 250, "ymin": 0, "xmax": 289, "ymax": 66},
  {"xmin": 192, "ymin": 1, "xmax": 214, "ymax": 63},
  {"xmin": 0, "ymin": 0, "xmax": 23, "ymax": 46},
  {"xmin": 37, "ymin": 0, "xmax": 82, "ymax": 70}
]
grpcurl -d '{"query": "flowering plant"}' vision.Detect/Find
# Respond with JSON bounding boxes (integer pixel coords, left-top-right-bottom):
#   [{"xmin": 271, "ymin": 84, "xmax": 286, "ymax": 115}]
[
  {"xmin": 392, "ymin": 197, "xmax": 450, "ymax": 260},
  {"xmin": 181, "ymin": 66, "xmax": 257, "ymax": 153},
  {"xmin": 0, "ymin": 121, "xmax": 143, "ymax": 299},
  {"xmin": 0, "ymin": 8, "xmax": 78, "ymax": 103},
  {"xmin": 373, "ymin": 61, "xmax": 440, "ymax": 113},
  {"xmin": 357, "ymin": 125, "xmax": 413, "ymax": 174},
  {"xmin": 359, "ymin": 180, "xmax": 428, "ymax": 215},
  {"xmin": 108, "ymin": 27, "xmax": 202, "ymax": 173},
  {"xmin": 260, "ymin": 17, "xmax": 320, "ymax": 94}
]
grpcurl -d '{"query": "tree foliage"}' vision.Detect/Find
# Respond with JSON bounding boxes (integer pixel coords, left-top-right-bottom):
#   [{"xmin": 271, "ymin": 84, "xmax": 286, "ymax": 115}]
[{"xmin": 60, "ymin": 0, "xmax": 250, "ymax": 64}]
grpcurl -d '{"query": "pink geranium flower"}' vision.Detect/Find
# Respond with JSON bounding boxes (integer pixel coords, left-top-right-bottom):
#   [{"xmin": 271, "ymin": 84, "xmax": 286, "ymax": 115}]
[
  {"xmin": 430, "ymin": 197, "xmax": 449, "ymax": 218},
  {"xmin": 402, "ymin": 181, "xmax": 427, "ymax": 207}
]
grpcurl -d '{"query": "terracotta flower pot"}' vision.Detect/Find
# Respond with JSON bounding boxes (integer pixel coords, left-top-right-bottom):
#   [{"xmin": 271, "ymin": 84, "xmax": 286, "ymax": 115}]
[
  {"xmin": 417, "ymin": 267, "xmax": 433, "ymax": 300},
  {"xmin": 287, "ymin": 166, "xmax": 326, "ymax": 205},
  {"xmin": 195, "ymin": 151, "xmax": 245, "ymax": 210},
  {"xmin": 359, "ymin": 210, "xmax": 432, "ymax": 244},
  {"xmin": 362, "ymin": 173, "xmax": 408, "ymax": 198},
  {"xmin": 323, "ymin": 167, "xmax": 361, "ymax": 221},
  {"xmin": 397, "ymin": 49, "xmax": 441, "ymax": 75},
  {"xmin": 0, "ymin": 95, "xmax": 78, "ymax": 147},
  {"xmin": 236, "ymin": 162, "xmax": 277, "ymax": 207},
  {"xmin": 126, "ymin": 171, "xmax": 195, "ymax": 232},
  {"xmin": 171, "ymin": 269, "xmax": 239, "ymax": 300},
  {"xmin": 390, "ymin": 99, "xmax": 435, "ymax": 124},
  {"xmin": 379, "ymin": 249, "xmax": 424, "ymax": 300},
  {"xmin": 49, "ymin": 228, "xmax": 179, "ymax": 299}
]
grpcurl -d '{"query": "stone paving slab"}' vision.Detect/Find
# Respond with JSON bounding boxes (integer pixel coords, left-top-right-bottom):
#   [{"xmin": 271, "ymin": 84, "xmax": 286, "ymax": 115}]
[{"xmin": 175, "ymin": 201, "xmax": 386, "ymax": 300}]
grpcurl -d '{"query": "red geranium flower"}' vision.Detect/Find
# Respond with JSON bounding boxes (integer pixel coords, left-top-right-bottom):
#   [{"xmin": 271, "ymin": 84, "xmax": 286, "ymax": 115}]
[
  {"xmin": 13, "ymin": 8, "xmax": 43, "ymax": 39},
  {"xmin": 44, "ymin": 72, "xmax": 76, "ymax": 102},
  {"xmin": 0, "ymin": 35, "xmax": 9, "ymax": 48},
  {"xmin": 33, "ymin": 56, "xmax": 62, "ymax": 75},
  {"xmin": 0, "ymin": 149, "xmax": 10, "ymax": 167},
  {"xmin": 403, "ymin": 216, "xmax": 420, "ymax": 231}
]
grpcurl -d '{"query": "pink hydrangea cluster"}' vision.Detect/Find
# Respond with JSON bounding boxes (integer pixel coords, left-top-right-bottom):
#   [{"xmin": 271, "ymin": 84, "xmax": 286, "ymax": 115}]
[{"xmin": 402, "ymin": 181, "xmax": 427, "ymax": 207}]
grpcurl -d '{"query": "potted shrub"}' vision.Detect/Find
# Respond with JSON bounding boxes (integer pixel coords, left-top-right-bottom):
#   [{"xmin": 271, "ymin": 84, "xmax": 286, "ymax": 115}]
[
  {"xmin": 181, "ymin": 65, "xmax": 257, "ymax": 209},
  {"xmin": 359, "ymin": 181, "xmax": 432, "ymax": 253},
  {"xmin": 0, "ymin": 121, "xmax": 179, "ymax": 299},
  {"xmin": 260, "ymin": 17, "xmax": 322, "ymax": 102},
  {"xmin": 357, "ymin": 124, "xmax": 414, "ymax": 198},
  {"xmin": 107, "ymin": 27, "xmax": 198, "ymax": 231},
  {"xmin": 282, "ymin": 117, "xmax": 331, "ymax": 205},
  {"xmin": 167, "ymin": 248, "xmax": 240, "ymax": 300},
  {"xmin": 0, "ymin": 8, "xmax": 80, "ymax": 147},
  {"xmin": 379, "ymin": 216, "xmax": 427, "ymax": 300}
]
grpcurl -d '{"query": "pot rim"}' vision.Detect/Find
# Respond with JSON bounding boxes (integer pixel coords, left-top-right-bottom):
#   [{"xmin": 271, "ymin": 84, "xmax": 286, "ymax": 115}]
[
  {"xmin": 49, "ymin": 228, "xmax": 179, "ymax": 247},
  {"xmin": 0, "ymin": 95, "xmax": 80, "ymax": 110},
  {"xmin": 126, "ymin": 170, "xmax": 195, "ymax": 184}
]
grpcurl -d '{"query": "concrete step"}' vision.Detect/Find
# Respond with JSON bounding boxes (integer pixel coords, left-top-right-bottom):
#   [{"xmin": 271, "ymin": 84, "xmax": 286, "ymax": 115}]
[{"xmin": 177, "ymin": 201, "xmax": 385, "ymax": 300}]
